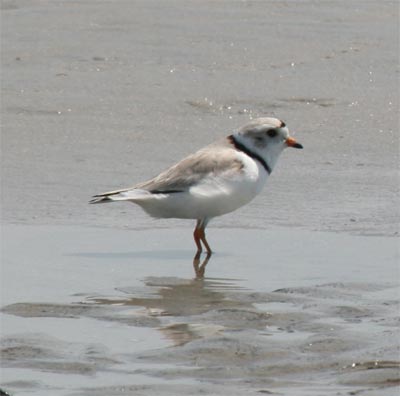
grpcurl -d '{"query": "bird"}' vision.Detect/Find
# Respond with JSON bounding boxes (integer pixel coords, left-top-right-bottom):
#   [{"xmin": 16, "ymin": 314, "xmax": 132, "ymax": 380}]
[{"xmin": 90, "ymin": 117, "xmax": 302, "ymax": 255}]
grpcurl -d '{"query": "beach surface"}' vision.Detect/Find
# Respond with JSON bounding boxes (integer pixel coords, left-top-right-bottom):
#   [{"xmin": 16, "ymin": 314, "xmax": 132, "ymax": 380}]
[{"xmin": 1, "ymin": 1, "xmax": 399, "ymax": 395}]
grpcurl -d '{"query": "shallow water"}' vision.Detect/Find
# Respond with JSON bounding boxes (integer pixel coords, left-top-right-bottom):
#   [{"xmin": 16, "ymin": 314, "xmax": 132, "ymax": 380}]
[{"xmin": 1, "ymin": 225, "xmax": 399, "ymax": 395}]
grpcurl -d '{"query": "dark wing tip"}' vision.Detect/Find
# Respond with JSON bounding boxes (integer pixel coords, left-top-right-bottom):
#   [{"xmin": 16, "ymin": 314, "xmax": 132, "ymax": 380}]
[{"xmin": 89, "ymin": 196, "xmax": 111, "ymax": 204}]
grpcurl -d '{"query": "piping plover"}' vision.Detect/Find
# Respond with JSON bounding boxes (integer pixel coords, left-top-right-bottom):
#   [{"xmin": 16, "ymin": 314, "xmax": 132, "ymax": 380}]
[{"xmin": 90, "ymin": 117, "xmax": 302, "ymax": 254}]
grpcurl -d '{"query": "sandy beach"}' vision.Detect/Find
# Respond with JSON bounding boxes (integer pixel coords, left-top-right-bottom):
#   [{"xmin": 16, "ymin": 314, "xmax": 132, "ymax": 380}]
[{"xmin": 1, "ymin": 1, "xmax": 399, "ymax": 395}]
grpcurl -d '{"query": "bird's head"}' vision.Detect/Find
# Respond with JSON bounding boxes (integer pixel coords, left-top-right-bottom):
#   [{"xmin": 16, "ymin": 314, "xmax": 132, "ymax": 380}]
[{"xmin": 234, "ymin": 117, "xmax": 302, "ymax": 169}]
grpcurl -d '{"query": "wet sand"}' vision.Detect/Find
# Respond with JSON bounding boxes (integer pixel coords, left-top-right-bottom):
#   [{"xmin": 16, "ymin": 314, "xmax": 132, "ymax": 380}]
[
  {"xmin": 1, "ymin": 0, "xmax": 398, "ymax": 235},
  {"xmin": 1, "ymin": 0, "xmax": 399, "ymax": 395}
]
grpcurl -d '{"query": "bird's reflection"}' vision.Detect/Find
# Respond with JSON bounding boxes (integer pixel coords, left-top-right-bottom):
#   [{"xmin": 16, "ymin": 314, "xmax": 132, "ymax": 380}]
[
  {"xmin": 192, "ymin": 251, "xmax": 212, "ymax": 279},
  {"xmin": 92, "ymin": 274, "xmax": 244, "ymax": 317},
  {"xmin": 88, "ymin": 254, "xmax": 248, "ymax": 346}
]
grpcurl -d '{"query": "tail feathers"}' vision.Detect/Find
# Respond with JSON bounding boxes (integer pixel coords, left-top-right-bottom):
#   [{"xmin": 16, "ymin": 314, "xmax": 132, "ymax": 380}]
[
  {"xmin": 89, "ymin": 189, "xmax": 151, "ymax": 204},
  {"xmin": 89, "ymin": 196, "xmax": 113, "ymax": 204}
]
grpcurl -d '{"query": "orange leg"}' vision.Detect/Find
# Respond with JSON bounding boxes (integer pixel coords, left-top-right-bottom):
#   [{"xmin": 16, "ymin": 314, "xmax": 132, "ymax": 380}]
[
  {"xmin": 193, "ymin": 219, "xmax": 212, "ymax": 255},
  {"xmin": 198, "ymin": 227, "xmax": 212, "ymax": 255},
  {"xmin": 193, "ymin": 228, "xmax": 203, "ymax": 254}
]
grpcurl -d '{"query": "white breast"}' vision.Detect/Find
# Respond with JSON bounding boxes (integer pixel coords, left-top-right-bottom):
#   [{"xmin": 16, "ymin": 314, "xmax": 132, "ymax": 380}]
[{"xmin": 182, "ymin": 151, "xmax": 268, "ymax": 219}]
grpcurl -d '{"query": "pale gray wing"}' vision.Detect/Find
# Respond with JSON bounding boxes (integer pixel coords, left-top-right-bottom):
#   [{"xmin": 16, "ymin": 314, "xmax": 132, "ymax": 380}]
[{"xmin": 135, "ymin": 143, "xmax": 243, "ymax": 194}]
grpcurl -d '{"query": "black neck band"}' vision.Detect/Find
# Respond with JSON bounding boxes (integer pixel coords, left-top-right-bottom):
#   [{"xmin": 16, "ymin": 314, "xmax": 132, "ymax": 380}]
[{"xmin": 228, "ymin": 135, "xmax": 272, "ymax": 175}]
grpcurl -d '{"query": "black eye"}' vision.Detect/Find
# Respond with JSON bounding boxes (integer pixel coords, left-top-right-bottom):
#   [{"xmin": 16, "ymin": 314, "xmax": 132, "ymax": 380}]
[{"xmin": 266, "ymin": 129, "xmax": 278, "ymax": 138}]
